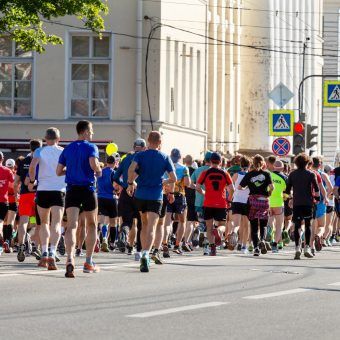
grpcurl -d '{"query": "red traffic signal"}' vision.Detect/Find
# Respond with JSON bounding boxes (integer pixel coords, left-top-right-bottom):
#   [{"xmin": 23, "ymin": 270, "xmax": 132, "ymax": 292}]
[{"xmin": 294, "ymin": 122, "xmax": 304, "ymax": 134}]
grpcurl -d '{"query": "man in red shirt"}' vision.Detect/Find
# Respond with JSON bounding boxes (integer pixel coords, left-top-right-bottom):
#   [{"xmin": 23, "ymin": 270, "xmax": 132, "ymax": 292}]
[
  {"xmin": 0, "ymin": 152, "xmax": 15, "ymax": 254},
  {"xmin": 196, "ymin": 152, "xmax": 234, "ymax": 256}
]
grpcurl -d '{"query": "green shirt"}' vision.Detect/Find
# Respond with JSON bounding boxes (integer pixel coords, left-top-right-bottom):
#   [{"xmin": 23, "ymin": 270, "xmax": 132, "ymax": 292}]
[
  {"xmin": 191, "ymin": 165, "xmax": 210, "ymax": 208},
  {"xmin": 269, "ymin": 171, "xmax": 287, "ymax": 208}
]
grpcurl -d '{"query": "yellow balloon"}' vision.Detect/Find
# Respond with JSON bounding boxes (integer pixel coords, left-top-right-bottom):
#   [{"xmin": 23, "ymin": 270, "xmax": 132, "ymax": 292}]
[
  {"xmin": 121, "ymin": 154, "xmax": 127, "ymax": 162},
  {"xmin": 106, "ymin": 143, "xmax": 118, "ymax": 156}
]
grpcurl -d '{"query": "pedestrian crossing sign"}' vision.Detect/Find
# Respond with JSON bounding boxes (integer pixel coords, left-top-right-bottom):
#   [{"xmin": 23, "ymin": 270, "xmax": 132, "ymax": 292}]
[
  {"xmin": 269, "ymin": 109, "xmax": 294, "ymax": 136},
  {"xmin": 324, "ymin": 81, "xmax": 340, "ymax": 107}
]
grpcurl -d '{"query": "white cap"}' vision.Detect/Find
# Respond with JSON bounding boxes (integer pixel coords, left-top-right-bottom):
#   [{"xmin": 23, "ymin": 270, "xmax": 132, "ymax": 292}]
[
  {"xmin": 5, "ymin": 159, "xmax": 15, "ymax": 167},
  {"xmin": 192, "ymin": 161, "xmax": 198, "ymax": 169}
]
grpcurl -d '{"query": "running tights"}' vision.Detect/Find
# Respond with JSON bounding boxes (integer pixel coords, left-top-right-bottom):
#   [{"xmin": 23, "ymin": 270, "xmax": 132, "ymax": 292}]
[
  {"xmin": 250, "ymin": 219, "xmax": 268, "ymax": 249},
  {"xmin": 3, "ymin": 224, "xmax": 13, "ymax": 244},
  {"xmin": 294, "ymin": 218, "xmax": 311, "ymax": 247}
]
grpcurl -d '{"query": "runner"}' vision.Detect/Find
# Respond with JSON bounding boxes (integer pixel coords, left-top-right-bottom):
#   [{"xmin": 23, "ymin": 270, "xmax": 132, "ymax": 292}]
[
  {"xmin": 14, "ymin": 139, "xmax": 42, "ymax": 262},
  {"xmin": 3, "ymin": 158, "xmax": 17, "ymax": 253},
  {"xmin": 97, "ymin": 155, "xmax": 118, "ymax": 253},
  {"xmin": 196, "ymin": 152, "xmax": 234, "ymax": 256},
  {"xmin": 113, "ymin": 138, "xmax": 146, "ymax": 260},
  {"xmin": 239, "ymin": 155, "xmax": 274, "ymax": 257},
  {"xmin": 268, "ymin": 160, "xmax": 287, "ymax": 253},
  {"xmin": 28, "ymin": 127, "xmax": 66, "ymax": 270},
  {"xmin": 164, "ymin": 148, "xmax": 190, "ymax": 255},
  {"xmin": 0, "ymin": 152, "xmax": 15, "ymax": 255},
  {"xmin": 285, "ymin": 153, "xmax": 320, "ymax": 259},
  {"xmin": 57, "ymin": 120, "xmax": 102, "ymax": 278},
  {"xmin": 230, "ymin": 156, "xmax": 251, "ymax": 253},
  {"xmin": 127, "ymin": 131, "xmax": 176, "ymax": 272}
]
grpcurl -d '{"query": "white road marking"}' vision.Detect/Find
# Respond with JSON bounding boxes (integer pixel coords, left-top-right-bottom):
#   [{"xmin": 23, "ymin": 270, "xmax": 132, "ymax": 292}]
[
  {"xmin": 328, "ymin": 282, "xmax": 340, "ymax": 286},
  {"xmin": 126, "ymin": 301, "xmax": 229, "ymax": 318},
  {"xmin": 243, "ymin": 288, "xmax": 311, "ymax": 300}
]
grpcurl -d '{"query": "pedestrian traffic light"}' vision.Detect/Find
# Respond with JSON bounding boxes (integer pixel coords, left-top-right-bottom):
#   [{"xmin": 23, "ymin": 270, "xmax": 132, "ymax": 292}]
[
  {"xmin": 306, "ymin": 124, "xmax": 318, "ymax": 149},
  {"xmin": 293, "ymin": 122, "xmax": 305, "ymax": 155}
]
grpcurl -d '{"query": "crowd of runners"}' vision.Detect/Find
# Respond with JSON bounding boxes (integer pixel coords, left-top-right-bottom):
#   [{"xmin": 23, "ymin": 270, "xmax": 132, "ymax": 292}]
[{"xmin": 0, "ymin": 120, "xmax": 340, "ymax": 277}]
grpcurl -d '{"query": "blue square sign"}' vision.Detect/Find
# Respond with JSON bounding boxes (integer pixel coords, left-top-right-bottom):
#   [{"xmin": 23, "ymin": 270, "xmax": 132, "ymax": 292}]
[
  {"xmin": 269, "ymin": 110, "xmax": 294, "ymax": 136},
  {"xmin": 324, "ymin": 81, "xmax": 340, "ymax": 107}
]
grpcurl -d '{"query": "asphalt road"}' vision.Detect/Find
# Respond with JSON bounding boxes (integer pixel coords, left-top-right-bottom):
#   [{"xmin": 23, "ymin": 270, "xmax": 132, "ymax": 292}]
[{"xmin": 1, "ymin": 245, "xmax": 340, "ymax": 340}]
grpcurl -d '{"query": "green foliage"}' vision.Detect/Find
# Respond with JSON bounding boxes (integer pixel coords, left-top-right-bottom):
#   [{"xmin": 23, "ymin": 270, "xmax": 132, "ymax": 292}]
[{"xmin": 0, "ymin": 0, "xmax": 108, "ymax": 53}]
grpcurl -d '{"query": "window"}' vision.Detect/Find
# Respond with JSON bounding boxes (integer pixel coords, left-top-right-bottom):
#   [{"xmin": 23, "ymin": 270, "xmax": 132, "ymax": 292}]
[
  {"xmin": 0, "ymin": 36, "xmax": 33, "ymax": 117},
  {"xmin": 70, "ymin": 35, "xmax": 111, "ymax": 118}
]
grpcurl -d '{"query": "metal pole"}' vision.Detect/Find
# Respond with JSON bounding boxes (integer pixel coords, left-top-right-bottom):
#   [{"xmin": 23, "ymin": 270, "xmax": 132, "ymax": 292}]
[{"xmin": 300, "ymin": 41, "xmax": 307, "ymax": 116}]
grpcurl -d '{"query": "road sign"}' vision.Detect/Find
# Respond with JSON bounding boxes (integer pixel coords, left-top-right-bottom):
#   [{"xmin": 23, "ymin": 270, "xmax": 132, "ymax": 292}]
[
  {"xmin": 272, "ymin": 138, "xmax": 291, "ymax": 156},
  {"xmin": 324, "ymin": 81, "xmax": 340, "ymax": 107},
  {"xmin": 268, "ymin": 82, "xmax": 294, "ymax": 108},
  {"xmin": 269, "ymin": 109, "xmax": 294, "ymax": 136}
]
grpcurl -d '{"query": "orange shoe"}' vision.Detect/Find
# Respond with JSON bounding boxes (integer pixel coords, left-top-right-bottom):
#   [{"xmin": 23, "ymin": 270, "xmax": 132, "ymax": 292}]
[
  {"xmin": 83, "ymin": 262, "xmax": 100, "ymax": 273},
  {"xmin": 38, "ymin": 257, "xmax": 48, "ymax": 268},
  {"xmin": 65, "ymin": 262, "xmax": 75, "ymax": 278},
  {"xmin": 47, "ymin": 257, "xmax": 58, "ymax": 271}
]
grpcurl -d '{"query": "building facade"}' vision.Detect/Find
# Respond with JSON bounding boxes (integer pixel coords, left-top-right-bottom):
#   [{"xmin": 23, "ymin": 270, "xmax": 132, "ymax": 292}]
[{"xmin": 239, "ymin": 0, "xmax": 324, "ymax": 156}]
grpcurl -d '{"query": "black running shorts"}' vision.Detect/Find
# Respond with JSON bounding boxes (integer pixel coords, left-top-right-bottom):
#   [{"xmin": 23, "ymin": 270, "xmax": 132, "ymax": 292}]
[
  {"xmin": 118, "ymin": 189, "xmax": 140, "ymax": 226},
  {"xmin": 65, "ymin": 186, "xmax": 97, "ymax": 211},
  {"xmin": 36, "ymin": 191, "xmax": 65, "ymax": 209},
  {"xmin": 98, "ymin": 197, "xmax": 118, "ymax": 219},
  {"xmin": 8, "ymin": 202, "xmax": 17, "ymax": 213},
  {"xmin": 231, "ymin": 202, "xmax": 249, "ymax": 216},
  {"xmin": 203, "ymin": 207, "xmax": 227, "ymax": 221},
  {"xmin": 0, "ymin": 202, "xmax": 9, "ymax": 221},
  {"xmin": 135, "ymin": 198, "xmax": 163, "ymax": 216}
]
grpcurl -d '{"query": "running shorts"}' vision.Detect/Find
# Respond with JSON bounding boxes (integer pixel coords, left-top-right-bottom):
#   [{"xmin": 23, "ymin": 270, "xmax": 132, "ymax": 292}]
[
  {"xmin": 135, "ymin": 199, "xmax": 163, "ymax": 216},
  {"xmin": 166, "ymin": 194, "xmax": 187, "ymax": 214},
  {"xmin": 8, "ymin": 202, "xmax": 17, "ymax": 213},
  {"xmin": 187, "ymin": 201, "xmax": 198, "ymax": 222},
  {"xmin": 292, "ymin": 205, "xmax": 313, "ymax": 223},
  {"xmin": 160, "ymin": 195, "xmax": 167, "ymax": 219},
  {"xmin": 18, "ymin": 192, "xmax": 36, "ymax": 217},
  {"xmin": 315, "ymin": 202, "xmax": 326, "ymax": 219},
  {"xmin": 98, "ymin": 197, "xmax": 118, "ymax": 219},
  {"xmin": 326, "ymin": 206, "xmax": 334, "ymax": 214},
  {"xmin": 36, "ymin": 191, "xmax": 65, "ymax": 209},
  {"xmin": 284, "ymin": 200, "xmax": 293, "ymax": 217},
  {"xmin": 231, "ymin": 202, "xmax": 249, "ymax": 216},
  {"xmin": 0, "ymin": 203, "xmax": 9, "ymax": 221},
  {"xmin": 203, "ymin": 207, "xmax": 227, "ymax": 221},
  {"xmin": 65, "ymin": 186, "xmax": 97, "ymax": 212},
  {"xmin": 118, "ymin": 189, "xmax": 140, "ymax": 226}
]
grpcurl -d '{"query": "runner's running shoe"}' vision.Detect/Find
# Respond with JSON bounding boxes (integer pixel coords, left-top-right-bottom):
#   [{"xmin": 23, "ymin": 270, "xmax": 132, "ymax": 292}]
[
  {"xmin": 83, "ymin": 262, "xmax": 100, "ymax": 273},
  {"xmin": 163, "ymin": 245, "xmax": 170, "ymax": 258},
  {"xmin": 135, "ymin": 252, "xmax": 141, "ymax": 261},
  {"xmin": 278, "ymin": 241, "xmax": 284, "ymax": 250},
  {"xmin": 182, "ymin": 243, "xmax": 192, "ymax": 252},
  {"xmin": 17, "ymin": 244, "xmax": 26, "ymax": 262},
  {"xmin": 47, "ymin": 257, "xmax": 58, "ymax": 271},
  {"xmin": 212, "ymin": 229, "xmax": 222, "ymax": 246},
  {"xmin": 304, "ymin": 246, "xmax": 313, "ymax": 258},
  {"xmin": 192, "ymin": 229, "xmax": 200, "ymax": 247},
  {"xmin": 94, "ymin": 239, "xmax": 100, "ymax": 253},
  {"xmin": 259, "ymin": 241, "xmax": 267, "ymax": 254},
  {"xmin": 140, "ymin": 254, "xmax": 150, "ymax": 273},
  {"xmin": 282, "ymin": 230, "xmax": 290, "ymax": 245},
  {"xmin": 315, "ymin": 235, "xmax": 322, "ymax": 252},
  {"xmin": 228, "ymin": 232, "xmax": 238, "ymax": 251},
  {"xmin": 265, "ymin": 242, "xmax": 272, "ymax": 251},
  {"xmin": 272, "ymin": 244, "xmax": 278, "ymax": 253},
  {"xmin": 253, "ymin": 248, "xmax": 260, "ymax": 256},
  {"xmin": 294, "ymin": 247, "xmax": 301, "ymax": 260},
  {"xmin": 173, "ymin": 246, "xmax": 183, "ymax": 255},
  {"xmin": 210, "ymin": 244, "xmax": 217, "ymax": 256},
  {"xmin": 241, "ymin": 246, "xmax": 249, "ymax": 254},
  {"xmin": 38, "ymin": 257, "xmax": 48, "ymax": 268},
  {"xmin": 76, "ymin": 248, "xmax": 84, "ymax": 257},
  {"xmin": 203, "ymin": 245, "xmax": 210, "ymax": 256},
  {"xmin": 65, "ymin": 262, "xmax": 75, "ymax": 278},
  {"xmin": 101, "ymin": 240, "xmax": 109, "ymax": 253},
  {"xmin": 151, "ymin": 251, "xmax": 163, "ymax": 265}
]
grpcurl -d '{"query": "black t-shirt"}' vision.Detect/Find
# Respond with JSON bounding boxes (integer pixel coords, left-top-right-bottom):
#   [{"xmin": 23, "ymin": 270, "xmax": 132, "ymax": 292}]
[
  {"xmin": 285, "ymin": 169, "xmax": 319, "ymax": 207},
  {"xmin": 239, "ymin": 169, "xmax": 272, "ymax": 196},
  {"xmin": 17, "ymin": 155, "xmax": 33, "ymax": 194},
  {"xmin": 185, "ymin": 166, "xmax": 196, "ymax": 204}
]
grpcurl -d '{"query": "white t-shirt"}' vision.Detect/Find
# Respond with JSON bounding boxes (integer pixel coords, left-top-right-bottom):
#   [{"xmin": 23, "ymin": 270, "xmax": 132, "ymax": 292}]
[
  {"xmin": 35, "ymin": 145, "xmax": 66, "ymax": 192},
  {"xmin": 232, "ymin": 171, "xmax": 250, "ymax": 204}
]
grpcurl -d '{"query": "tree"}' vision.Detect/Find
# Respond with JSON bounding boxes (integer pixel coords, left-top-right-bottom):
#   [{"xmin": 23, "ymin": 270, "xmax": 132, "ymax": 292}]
[{"xmin": 0, "ymin": 0, "xmax": 108, "ymax": 53}]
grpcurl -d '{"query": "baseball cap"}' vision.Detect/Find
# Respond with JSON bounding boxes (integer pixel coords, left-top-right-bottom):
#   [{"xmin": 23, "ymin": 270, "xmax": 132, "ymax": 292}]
[
  {"xmin": 204, "ymin": 151, "xmax": 213, "ymax": 162},
  {"xmin": 134, "ymin": 138, "xmax": 146, "ymax": 148},
  {"xmin": 171, "ymin": 148, "xmax": 181, "ymax": 163},
  {"xmin": 5, "ymin": 158, "xmax": 15, "ymax": 168},
  {"xmin": 210, "ymin": 152, "xmax": 222, "ymax": 164},
  {"xmin": 324, "ymin": 164, "xmax": 333, "ymax": 173}
]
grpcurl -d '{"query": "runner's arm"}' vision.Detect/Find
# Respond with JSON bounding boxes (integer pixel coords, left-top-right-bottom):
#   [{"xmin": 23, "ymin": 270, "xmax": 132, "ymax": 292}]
[
  {"xmin": 321, "ymin": 172, "xmax": 333, "ymax": 196},
  {"xmin": 56, "ymin": 163, "xmax": 66, "ymax": 177},
  {"xmin": 28, "ymin": 157, "xmax": 39, "ymax": 183},
  {"xmin": 227, "ymin": 183, "xmax": 235, "ymax": 202},
  {"xmin": 89, "ymin": 157, "xmax": 102, "ymax": 177},
  {"xmin": 13, "ymin": 174, "xmax": 21, "ymax": 197}
]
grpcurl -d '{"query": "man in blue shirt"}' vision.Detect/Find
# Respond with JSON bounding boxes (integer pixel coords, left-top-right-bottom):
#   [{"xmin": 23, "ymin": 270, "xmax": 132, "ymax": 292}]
[
  {"xmin": 127, "ymin": 131, "xmax": 176, "ymax": 272},
  {"xmin": 57, "ymin": 120, "xmax": 102, "ymax": 278},
  {"xmin": 113, "ymin": 138, "xmax": 146, "ymax": 260},
  {"xmin": 97, "ymin": 155, "xmax": 118, "ymax": 253}
]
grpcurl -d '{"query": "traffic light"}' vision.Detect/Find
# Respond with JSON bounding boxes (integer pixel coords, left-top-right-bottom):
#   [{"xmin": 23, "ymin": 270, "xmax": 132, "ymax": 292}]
[
  {"xmin": 306, "ymin": 124, "xmax": 318, "ymax": 149},
  {"xmin": 293, "ymin": 122, "xmax": 305, "ymax": 155}
]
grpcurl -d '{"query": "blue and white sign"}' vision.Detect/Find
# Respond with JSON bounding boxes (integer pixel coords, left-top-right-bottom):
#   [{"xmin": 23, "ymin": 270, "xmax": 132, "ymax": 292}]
[
  {"xmin": 324, "ymin": 81, "xmax": 340, "ymax": 107},
  {"xmin": 269, "ymin": 109, "xmax": 294, "ymax": 136}
]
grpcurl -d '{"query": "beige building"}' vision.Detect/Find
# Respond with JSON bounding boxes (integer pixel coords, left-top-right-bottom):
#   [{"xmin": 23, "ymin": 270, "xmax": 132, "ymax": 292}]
[{"xmin": 0, "ymin": 0, "xmax": 242, "ymax": 159}]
